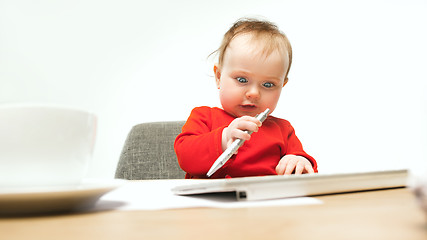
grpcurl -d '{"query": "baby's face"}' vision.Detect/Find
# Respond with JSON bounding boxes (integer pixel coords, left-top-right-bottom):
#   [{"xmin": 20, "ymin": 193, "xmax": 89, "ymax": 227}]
[{"xmin": 215, "ymin": 34, "xmax": 289, "ymax": 117}]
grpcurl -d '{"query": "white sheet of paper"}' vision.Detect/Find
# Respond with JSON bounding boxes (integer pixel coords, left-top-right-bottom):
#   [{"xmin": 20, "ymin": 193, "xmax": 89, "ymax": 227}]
[{"xmin": 93, "ymin": 180, "xmax": 322, "ymax": 211}]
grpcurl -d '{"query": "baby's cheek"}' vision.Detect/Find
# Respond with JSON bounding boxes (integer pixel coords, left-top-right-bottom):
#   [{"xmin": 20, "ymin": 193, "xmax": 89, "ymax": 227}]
[{"xmin": 220, "ymin": 88, "xmax": 239, "ymax": 103}]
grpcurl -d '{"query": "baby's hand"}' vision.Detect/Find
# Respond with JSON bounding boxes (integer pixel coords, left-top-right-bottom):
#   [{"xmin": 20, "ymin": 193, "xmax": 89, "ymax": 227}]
[
  {"xmin": 276, "ymin": 155, "xmax": 314, "ymax": 175},
  {"xmin": 221, "ymin": 116, "xmax": 261, "ymax": 151}
]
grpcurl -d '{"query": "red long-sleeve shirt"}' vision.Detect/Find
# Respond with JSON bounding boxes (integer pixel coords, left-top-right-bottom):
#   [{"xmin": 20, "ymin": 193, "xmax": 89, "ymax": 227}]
[{"xmin": 174, "ymin": 106, "xmax": 317, "ymax": 179}]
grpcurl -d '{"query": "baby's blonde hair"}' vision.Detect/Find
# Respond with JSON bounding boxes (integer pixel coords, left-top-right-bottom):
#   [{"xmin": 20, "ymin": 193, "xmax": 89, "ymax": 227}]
[{"xmin": 214, "ymin": 18, "xmax": 293, "ymax": 80}]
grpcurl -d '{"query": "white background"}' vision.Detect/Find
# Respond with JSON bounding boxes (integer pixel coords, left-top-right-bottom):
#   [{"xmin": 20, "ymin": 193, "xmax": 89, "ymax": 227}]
[{"xmin": 1, "ymin": 0, "xmax": 426, "ymax": 179}]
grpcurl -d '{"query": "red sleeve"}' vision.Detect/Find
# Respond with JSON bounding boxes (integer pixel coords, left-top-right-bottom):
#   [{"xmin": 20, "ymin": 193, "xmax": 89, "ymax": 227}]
[
  {"xmin": 283, "ymin": 121, "xmax": 318, "ymax": 173},
  {"xmin": 174, "ymin": 107, "xmax": 224, "ymax": 177}
]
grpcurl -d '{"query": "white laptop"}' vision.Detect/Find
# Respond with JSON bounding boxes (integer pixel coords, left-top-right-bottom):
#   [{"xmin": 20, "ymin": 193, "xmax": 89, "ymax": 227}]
[{"xmin": 172, "ymin": 169, "xmax": 409, "ymax": 201}]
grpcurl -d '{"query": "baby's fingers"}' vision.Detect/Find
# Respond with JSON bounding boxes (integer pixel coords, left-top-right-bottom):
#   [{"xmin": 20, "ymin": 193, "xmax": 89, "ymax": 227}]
[
  {"xmin": 295, "ymin": 162, "xmax": 314, "ymax": 175},
  {"xmin": 275, "ymin": 157, "xmax": 289, "ymax": 175},
  {"xmin": 295, "ymin": 162, "xmax": 305, "ymax": 175},
  {"xmin": 276, "ymin": 155, "xmax": 314, "ymax": 175},
  {"xmin": 304, "ymin": 164, "xmax": 315, "ymax": 174},
  {"xmin": 284, "ymin": 161, "xmax": 297, "ymax": 175},
  {"xmin": 236, "ymin": 116, "xmax": 261, "ymax": 133},
  {"xmin": 229, "ymin": 128, "xmax": 251, "ymax": 141}
]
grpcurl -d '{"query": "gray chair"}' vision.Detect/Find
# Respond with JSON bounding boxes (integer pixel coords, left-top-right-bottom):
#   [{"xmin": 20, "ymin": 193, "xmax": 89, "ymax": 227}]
[{"xmin": 115, "ymin": 121, "xmax": 186, "ymax": 180}]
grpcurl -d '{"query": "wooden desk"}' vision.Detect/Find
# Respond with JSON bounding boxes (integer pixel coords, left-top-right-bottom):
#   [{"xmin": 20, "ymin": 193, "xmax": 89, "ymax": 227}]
[{"xmin": 0, "ymin": 188, "xmax": 425, "ymax": 240}]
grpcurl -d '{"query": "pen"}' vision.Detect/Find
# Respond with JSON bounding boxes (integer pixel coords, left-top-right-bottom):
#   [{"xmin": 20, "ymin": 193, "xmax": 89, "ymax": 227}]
[{"xmin": 206, "ymin": 108, "xmax": 270, "ymax": 177}]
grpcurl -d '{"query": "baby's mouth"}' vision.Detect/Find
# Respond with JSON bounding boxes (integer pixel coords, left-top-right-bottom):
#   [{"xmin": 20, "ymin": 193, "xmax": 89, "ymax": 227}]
[{"xmin": 239, "ymin": 104, "xmax": 257, "ymax": 110}]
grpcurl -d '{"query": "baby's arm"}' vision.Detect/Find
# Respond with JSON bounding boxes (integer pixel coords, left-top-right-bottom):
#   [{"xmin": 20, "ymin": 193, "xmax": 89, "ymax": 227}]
[
  {"xmin": 221, "ymin": 116, "xmax": 262, "ymax": 151},
  {"xmin": 275, "ymin": 155, "xmax": 315, "ymax": 175}
]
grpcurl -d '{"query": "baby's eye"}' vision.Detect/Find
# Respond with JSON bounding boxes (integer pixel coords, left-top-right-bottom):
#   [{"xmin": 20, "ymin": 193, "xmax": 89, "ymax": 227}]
[
  {"xmin": 263, "ymin": 82, "xmax": 275, "ymax": 88},
  {"xmin": 236, "ymin": 77, "xmax": 248, "ymax": 83}
]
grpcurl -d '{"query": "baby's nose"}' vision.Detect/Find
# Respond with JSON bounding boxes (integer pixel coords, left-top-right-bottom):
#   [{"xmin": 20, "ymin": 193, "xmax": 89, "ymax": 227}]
[{"xmin": 246, "ymin": 86, "xmax": 260, "ymax": 99}]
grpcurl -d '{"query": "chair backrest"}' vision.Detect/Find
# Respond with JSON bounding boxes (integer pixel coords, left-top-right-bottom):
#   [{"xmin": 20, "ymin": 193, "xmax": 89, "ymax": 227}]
[{"xmin": 115, "ymin": 121, "xmax": 186, "ymax": 180}]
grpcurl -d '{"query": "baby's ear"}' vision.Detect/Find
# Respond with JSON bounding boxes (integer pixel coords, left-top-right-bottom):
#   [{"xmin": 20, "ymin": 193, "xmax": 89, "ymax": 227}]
[
  {"xmin": 214, "ymin": 64, "xmax": 221, "ymax": 89},
  {"xmin": 282, "ymin": 77, "xmax": 289, "ymax": 87}
]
